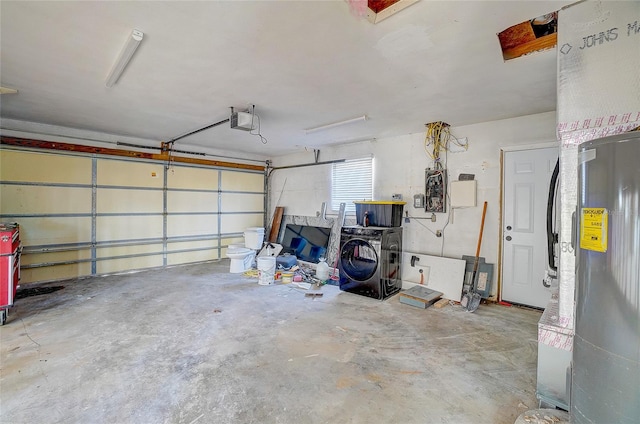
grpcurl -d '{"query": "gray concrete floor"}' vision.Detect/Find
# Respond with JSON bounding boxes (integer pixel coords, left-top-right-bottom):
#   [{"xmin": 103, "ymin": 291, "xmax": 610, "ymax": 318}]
[{"xmin": 1, "ymin": 261, "xmax": 542, "ymax": 424}]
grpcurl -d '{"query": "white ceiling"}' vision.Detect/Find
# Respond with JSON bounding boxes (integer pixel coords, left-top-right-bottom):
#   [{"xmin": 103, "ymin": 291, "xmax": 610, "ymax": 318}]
[{"xmin": 0, "ymin": 1, "xmax": 570, "ymax": 159}]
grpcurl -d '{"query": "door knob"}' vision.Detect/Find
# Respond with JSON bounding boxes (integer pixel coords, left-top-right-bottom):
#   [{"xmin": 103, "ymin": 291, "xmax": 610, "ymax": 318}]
[
  {"xmin": 506, "ymin": 236, "xmax": 512, "ymax": 241},
  {"xmin": 506, "ymin": 225, "xmax": 512, "ymax": 231}
]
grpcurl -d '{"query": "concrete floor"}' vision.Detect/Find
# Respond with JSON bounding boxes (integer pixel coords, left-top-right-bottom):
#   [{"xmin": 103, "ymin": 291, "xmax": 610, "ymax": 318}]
[{"xmin": 1, "ymin": 261, "xmax": 543, "ymax": 424}]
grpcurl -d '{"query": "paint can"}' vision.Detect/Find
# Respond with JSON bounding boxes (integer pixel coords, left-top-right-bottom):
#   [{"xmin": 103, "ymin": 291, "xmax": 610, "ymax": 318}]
[
  {"xmin": 281, "ymin": 271, "xmax": 294, "ymax": 284},
  {"xmin": 257, "ymin": 256, "xmax": 276, "ymax": 285}
]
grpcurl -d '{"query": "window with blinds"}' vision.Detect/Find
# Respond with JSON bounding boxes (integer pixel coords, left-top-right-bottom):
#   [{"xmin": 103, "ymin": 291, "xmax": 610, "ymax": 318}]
[{"xmin": 331, "ymin": 157, "xmax": 373, "ymax": 212}]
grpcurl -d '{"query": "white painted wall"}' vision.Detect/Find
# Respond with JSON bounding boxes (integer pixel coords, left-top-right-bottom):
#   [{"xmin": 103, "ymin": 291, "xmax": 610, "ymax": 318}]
[{"xmin": 268, "ymin": 111, "xmax": 558, "ymax": 297}]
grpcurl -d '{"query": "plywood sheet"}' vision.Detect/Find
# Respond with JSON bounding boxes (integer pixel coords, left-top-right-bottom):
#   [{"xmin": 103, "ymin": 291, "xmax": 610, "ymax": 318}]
[
  {"xmin": 167, "ymin": 191, "xmax": 217, "ymax": 213},
  {"xmin": 15, "ymin": 217, "xmax": 91, "ymax": 245},
  {"xmin": 221, "ymin": 193, "xmax": 263, "ymax": 212},
  {"xmin": 167, "ymin": 214, "xmax": 217, "ymax": 237},
  {"xmin": 97, "ymin": 188, "xmax": 163, "ymax": 213},
  {"xmin": 401, "ymin": 252, "xmax": 465, "ymax": 301},
  {"xmin": 97, "ymin": 159, "xmax": 163, "ymax": 188},
  {"xmin": 220, "ymin": 213, "xmax": 263, "ymax": 234},
  {"xmin": 1, "ymin": 186, "xmax": 91, "ymax": 214},
  {"xmin": 167, "ymin": 165, "xmax": 218, "ymax": 190},
  {"xmin": 97, "ymin": 256, "xmax": 163, "ymax": 274},
  {"xmin": 0, "ymin": 150, "xmax": 91, "ymax": 184},
  {"xmin": 220, "ymin": 170, "xmax": 263, "ymax": 192},
  {"xmin": 96, "ymin": 216, "xmax": 163, "ymax": 241}
]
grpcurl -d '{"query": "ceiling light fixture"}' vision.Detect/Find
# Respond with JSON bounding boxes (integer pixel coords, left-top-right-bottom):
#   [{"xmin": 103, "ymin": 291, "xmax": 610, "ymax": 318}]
[
  {"xmin": 105, "ymin": 29, "xmax": 144, "ymax": 88},
  {"xmin": 305, "ymin": 115, "xmax": 368, "ymax": 134}
]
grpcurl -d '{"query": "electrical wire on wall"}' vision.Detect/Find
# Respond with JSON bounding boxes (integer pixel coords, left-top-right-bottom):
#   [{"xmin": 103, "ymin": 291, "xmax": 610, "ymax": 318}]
[
  {"xmin": 420, "ymin": 121, "xmax": 469, "ymax": 251},
  {"xmin": 438, "ymin": 185, "xmax": 455, "ymax": 256},
  {"xmin": 424, "ymin": 121, "xmax": 449, "ymax": 169},
  {"xmin": 424, "ymin": 121, "xmax": 469, "ymax": 168},
  {"xmin": 249, "ymin": 105, "xmax": 268, "ymax": 145},
  {"xmin": 405, "ymin": 184, "xmax": 453, "ymax": 257}
]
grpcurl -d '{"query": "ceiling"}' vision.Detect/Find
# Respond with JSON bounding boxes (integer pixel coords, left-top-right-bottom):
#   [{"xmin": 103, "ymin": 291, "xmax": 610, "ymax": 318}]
[{"xmin": 0, "ymin": 1, "xmax": 571, "ymax": 159}]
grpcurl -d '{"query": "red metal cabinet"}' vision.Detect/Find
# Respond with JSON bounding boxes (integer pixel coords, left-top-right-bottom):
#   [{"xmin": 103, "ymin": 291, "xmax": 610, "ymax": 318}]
[{"xmin": 1, "ymin": 222, "xmax": 21, "ymax": 325}]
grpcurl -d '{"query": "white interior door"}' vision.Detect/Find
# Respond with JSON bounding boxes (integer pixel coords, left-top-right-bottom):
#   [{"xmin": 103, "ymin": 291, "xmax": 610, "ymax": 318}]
[{"xmin": 502, "ymin": 147, "xmax": 558, "ymax": 308}]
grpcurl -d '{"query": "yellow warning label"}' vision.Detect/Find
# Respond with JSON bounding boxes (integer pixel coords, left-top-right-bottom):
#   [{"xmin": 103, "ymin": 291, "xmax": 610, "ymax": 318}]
[{"xmin": 580, "ymin": 208, "xmax": 608, "ymax": 252}]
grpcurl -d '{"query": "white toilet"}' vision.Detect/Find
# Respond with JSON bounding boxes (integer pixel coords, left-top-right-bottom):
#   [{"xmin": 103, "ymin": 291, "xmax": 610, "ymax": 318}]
[
  {"xmin": 226, "ymin": 228, "xmax": 265, "ymax": 273},
  {"xmin": 227, "ymin": 245, "xmax": 255, "ymax": 273},
  {"xmin": 243, "ymin": 227, "xmax": 265, "ymax": 250}
]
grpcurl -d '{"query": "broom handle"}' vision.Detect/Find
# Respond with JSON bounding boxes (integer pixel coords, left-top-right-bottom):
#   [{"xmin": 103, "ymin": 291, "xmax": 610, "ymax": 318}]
[
  {"xmin": 471, "ymin": 201, "xmax": 488, "ymax": 289},
  {"xmin": 476, "ymin": 201, "xmax": 488, "ymax": 258}
]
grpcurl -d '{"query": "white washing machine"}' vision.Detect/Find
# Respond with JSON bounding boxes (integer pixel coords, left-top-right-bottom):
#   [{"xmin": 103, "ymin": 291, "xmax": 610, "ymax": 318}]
[{"xmin": 338, "ymin": 226, "xmax": 402, "ymax": 300}]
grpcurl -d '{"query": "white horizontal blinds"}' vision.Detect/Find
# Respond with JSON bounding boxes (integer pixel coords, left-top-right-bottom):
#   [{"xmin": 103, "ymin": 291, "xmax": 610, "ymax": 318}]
[{"xmin": 332, "ymin": 157, "xmax": 373, "ymax": 212}]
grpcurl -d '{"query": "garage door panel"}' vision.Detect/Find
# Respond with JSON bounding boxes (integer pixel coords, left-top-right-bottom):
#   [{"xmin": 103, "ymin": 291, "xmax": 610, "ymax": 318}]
[
  {"xmin": 97, "ymin": 256, "xmax": 163, "ymax": 274},
  {"xmin": 167, "ymin": 191, "xmax": 217, "ymax": 213},
  {"xmin": 220, "ymin": 214, "xmax": 263, "ymax": 234},
  {"xmin": 21, "ymin": 249, "xmax": 92, "ymax": 267},
  {"xmin": 12, "ymin": 217, "xmax": 91, "ymax": 246},
  {"xmin": 97, "ymin": 160, "xmax": 163, "ymax": 188},
  {"xmin": 20, "ymin": 263, "xmax": 92, "ymax": 284},
  {"xmin": 167, "ymin": 166, "xmax": 218, "ymax": 190},
  {"xmin": 2, "ymin": 148, "xmax": 265, "ymax": 283},
  {"xmin": 221, "ymin": 193, "xmax": 263, "ymax": 213},
  {"xmin": 167, "ymin": 249, "xmax": 218, "ymax": 266},
  {"xmin": 97, "ymin": 189, "xmax": 163, "ymax": 213},
  {"xmin": 220, "ymin": 170, "xmax": 263, "ymax": 192},
  {"xmin": 221, "ymin": 236, "xmax": 245, "ymax": 247},
  {"xmin": 1, "ymin": 150, "xmax": 91, "ymax": 184},
  {"xmin": 167, "ymin": 239, "xmax": 218, "ymax": 252},
  {"xmin": 96, "ymin": 216, "xmax": 163, "ymax": 241},
  {"xmin": 1, "ymin": 185, "xmax": 91, "ymax": 214},
  {"xmin": 167, "ymin": 215, "xmax": 217, "ymax": 237},
  {"xmin": 96, "ymin": 243, "xmax": 163, "ymax": 258}
]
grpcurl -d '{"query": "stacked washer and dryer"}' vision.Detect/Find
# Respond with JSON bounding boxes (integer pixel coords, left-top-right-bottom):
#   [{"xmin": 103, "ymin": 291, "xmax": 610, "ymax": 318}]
[{"xmin": 338, "ymin": 202, "xmax": 405, "ymax": 300}]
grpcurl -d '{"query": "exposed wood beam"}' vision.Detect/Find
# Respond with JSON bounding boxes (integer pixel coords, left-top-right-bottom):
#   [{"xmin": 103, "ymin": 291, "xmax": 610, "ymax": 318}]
[{"xmin": 0, "ymin": 136, "xmax": 265, "ymax": 171}]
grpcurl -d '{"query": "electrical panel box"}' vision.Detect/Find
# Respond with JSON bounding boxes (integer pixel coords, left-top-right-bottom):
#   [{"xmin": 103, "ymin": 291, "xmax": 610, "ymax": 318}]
[{"xmin": 425, "ymin": 169, "xmax": 446, "ymax": 213}]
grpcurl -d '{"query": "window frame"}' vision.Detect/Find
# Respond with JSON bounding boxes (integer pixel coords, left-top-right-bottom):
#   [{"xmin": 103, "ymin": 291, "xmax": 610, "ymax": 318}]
[{"xmin": 331, "ymin": 156, "xmax": 373, "ymax": 213}]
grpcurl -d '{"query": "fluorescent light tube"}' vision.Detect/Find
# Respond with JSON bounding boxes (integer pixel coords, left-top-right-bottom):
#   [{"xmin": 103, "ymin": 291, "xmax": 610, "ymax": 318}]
[
  {"xmin": 105, "ymin": 29, "xmax": 144, "ymax": 88},
  {"xmin": 0, "ymin": 86, "xmax": 18, "ymax": 94},
  {"xmin": 305, "ymin": 115, "xmax": 368, "ymax": 134}
]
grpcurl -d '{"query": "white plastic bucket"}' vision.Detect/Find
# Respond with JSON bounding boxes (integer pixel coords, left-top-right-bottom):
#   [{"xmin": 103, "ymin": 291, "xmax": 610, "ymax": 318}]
[
  {"xmin": 257, "ymin": 256, "xmax": 276, "ymax": 285},
  {"xmin": 244, "ymin": 227, "xmax": 265, "ymax": 250}
]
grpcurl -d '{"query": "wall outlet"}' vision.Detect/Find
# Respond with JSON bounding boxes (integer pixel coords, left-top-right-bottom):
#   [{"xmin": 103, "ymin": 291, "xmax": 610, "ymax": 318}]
[{"xmin": 392, "ymin": 193, "xmax": 403, "ymax": 200}]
